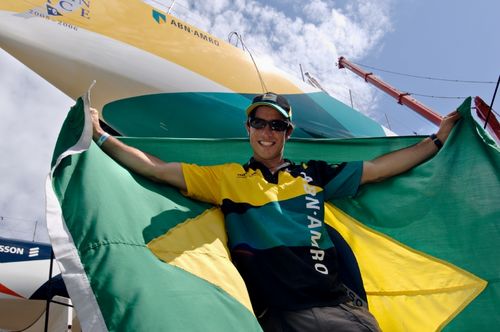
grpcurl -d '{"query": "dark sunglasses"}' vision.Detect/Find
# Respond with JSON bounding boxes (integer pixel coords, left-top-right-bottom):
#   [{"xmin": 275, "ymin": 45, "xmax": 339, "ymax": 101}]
[{"xmin": 249, "ymin": 117, "xmax": 290, "ymax": 132}]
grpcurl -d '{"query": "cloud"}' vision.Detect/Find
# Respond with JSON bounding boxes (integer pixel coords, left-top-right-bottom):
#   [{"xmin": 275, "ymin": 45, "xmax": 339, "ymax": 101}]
[
  {"xmin": 174, "ymin": 0, "xmax": 393, "ymax": 114},
  {"xmin": 0, "ymin": 49, "xmax": 73, "ymax": 242}
]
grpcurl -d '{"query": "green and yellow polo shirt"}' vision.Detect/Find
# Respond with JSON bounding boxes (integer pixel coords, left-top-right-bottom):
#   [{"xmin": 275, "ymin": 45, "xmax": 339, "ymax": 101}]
[{"xmin": 182, "ymin": 158, "xmax": 363, "ymax": 314}]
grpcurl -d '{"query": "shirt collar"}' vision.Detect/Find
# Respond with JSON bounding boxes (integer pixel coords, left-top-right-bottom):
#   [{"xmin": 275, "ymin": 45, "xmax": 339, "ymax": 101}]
[{"xmin": 244, "ymin": 157, "xmax": 293, "ymax": 173}]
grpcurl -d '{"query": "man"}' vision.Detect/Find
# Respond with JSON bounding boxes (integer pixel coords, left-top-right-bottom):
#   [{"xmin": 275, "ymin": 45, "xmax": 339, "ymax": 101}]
[{"xmin": 90, "ymin": 93, "xmax": 461, "ymax": 331}]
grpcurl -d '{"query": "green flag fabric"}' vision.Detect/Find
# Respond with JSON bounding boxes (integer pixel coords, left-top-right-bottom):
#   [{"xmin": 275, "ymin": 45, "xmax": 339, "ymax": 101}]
[{"xmin": 46, "ymin": 95, "xmax": 499, "ymax": 331}]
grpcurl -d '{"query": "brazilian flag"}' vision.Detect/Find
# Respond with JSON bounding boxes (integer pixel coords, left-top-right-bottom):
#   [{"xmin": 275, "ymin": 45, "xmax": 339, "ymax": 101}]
[{"xmin": 46, "ymin": 95, "xmax": 499, "ymax": 331}]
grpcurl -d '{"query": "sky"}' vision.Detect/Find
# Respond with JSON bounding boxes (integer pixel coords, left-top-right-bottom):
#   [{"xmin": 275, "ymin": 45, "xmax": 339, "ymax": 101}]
[{"xmin": 0, "ymin": 0, "xmax": 498, "ymax": 243}]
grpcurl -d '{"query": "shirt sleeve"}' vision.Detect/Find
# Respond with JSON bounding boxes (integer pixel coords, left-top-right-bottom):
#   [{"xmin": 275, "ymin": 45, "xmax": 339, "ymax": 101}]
[
  {"xmin": 181, "ymin": 163, "xmax": 225, "ymax": 205},
  {"xmin": 323, "ymin": 161, "xmax": 363, "ymax": 200}
]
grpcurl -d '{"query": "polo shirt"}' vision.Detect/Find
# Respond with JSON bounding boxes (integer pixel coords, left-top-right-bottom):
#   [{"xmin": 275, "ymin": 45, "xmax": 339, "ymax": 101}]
[{"xmin": 182, "ymin": 158, "xmax": 363, "ymax": 314}]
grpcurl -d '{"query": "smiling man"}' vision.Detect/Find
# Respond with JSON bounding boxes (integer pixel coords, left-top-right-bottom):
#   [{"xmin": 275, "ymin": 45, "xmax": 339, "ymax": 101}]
[
  {"xmin": 246, "ymin": 94, "xmax": 292, "ymax": 171},
  {"xmin": 91, "ymin": 92, "xmax": 460, "ymax": 331}
]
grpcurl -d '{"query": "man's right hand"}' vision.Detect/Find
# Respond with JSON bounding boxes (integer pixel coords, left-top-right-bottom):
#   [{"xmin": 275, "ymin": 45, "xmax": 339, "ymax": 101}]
[
  {"xmin": 88, "ymin": 107, "xmax": 187, "ymax": 191},
  {"xmin": 90, "ymin": 108, "xmax": 105, "ymax": 141}
]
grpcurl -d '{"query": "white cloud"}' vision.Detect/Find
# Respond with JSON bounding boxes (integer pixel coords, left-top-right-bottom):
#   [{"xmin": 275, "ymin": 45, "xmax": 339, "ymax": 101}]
[
  {"xmin": 303, "ymin": 0, "xmax": 330, "ymax": 23},
  {"xmin": 176, "ymin": 0, "xmax": 393, "ymax": 114},
  {"xmin": 0, "ymin": 50, "xmax": 73, "ymax": 242}
]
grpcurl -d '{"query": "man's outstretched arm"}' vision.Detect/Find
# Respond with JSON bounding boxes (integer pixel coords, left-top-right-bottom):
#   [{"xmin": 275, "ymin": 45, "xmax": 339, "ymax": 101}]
[
  {"xmin": 90, "ymin": 108, "xmax": 187, "ymax": 191},
  {"xmin": 361, "ymin": 111, "xmax": 461, "ymax": 184}
]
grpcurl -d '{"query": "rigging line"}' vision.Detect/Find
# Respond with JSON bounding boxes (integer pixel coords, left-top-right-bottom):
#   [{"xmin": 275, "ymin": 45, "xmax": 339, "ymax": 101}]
[
  {"xmin": 352, "ymin": 62, "xmax": 496, "ymax": 84},
  {"xmin": 168, "ymin": 0, "xmax": 187, "ymax": 9},
  {"xmin": 168, "ymin": 0, "xmax": 193, "ymax": 10},
  {"xmin": 484, "ymin": 75, "xmax": 500, "ymax": 129},
  {"xmin": 474, "ymin": 107, "xmax": 499, "ymax": 117},
  {"xmin": 155, "ymin": 1, "xmax": 208, "ymax": 32},
  {"xmin": 227, "ymin": 31, "xmax": 240, "ymax": 48},
  {"xmin": 147, "ymin": 0, "xmax": 169, "ymax": 8},
  {"xmin": 148, "ymin": 0, "xmax": 189, "ymax": 10},
  {"xmin": 228, "ymin": 31, "xmax": 268, "ymax": 93},
  {"xmin": 407, "ymin": 93, "xmax": 468, "ymax": 99},
  {"xmin": 167, "ymin": 0, "xmax": 176, "ymax": 14},
  {"xmin": 304, "ymin": 72, "xmax": 327, "ymax": 93}
]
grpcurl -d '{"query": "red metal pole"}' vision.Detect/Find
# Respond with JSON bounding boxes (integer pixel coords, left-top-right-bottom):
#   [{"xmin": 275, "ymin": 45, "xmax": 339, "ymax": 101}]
[
  {"xmin": 474, "ymin": 96, "xmax": 500, "ymax": 141},
  {"xmin": 338, "ymin": 56, "xmax": 443, "ymax": 125}
]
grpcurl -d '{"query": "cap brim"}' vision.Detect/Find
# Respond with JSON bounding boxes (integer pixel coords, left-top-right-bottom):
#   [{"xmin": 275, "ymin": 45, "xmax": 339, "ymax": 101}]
[{"xmin": 245, "ymin": 102, "xmax": 290, "ymax": 119}]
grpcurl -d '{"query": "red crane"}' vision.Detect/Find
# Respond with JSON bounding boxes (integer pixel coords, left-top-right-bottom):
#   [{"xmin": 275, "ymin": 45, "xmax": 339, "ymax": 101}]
[
  {"xmin": 338, "ymin": 56, "xmax": 442, "ymax": 125},
  {"xmin": 337, "ymin": 56, "xmax": 500, "ymax": 142}
]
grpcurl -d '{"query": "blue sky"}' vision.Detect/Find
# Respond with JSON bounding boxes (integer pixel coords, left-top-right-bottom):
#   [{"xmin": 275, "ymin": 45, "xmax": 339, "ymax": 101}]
[
  {"xmin": 0, "ymin": 0, "xmax": 498, "ymax": 242},
  {"xmin": 360, "ymin": 0, "xmax": 499, "ymax": 134}
]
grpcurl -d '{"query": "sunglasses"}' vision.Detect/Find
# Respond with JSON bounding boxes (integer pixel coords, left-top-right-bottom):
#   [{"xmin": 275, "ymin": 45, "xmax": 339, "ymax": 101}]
[{"xmin": 248, "ymin": 117, "xmax": 290, "ymax": 132}]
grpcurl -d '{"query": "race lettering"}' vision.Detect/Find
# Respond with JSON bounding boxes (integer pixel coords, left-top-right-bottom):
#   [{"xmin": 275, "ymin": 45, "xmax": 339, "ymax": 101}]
[
  {"xmin": 307, "ymin": 215, "xmax": 322, "ymax": 228},
  {"xmin": 300, "ymin": 172, "xmax": 313, "ymax": 183},
  {"xmin": 305, "ymin": 196, "xmax": 320, "ymax": 209},
  {"xmin": 315, "ymin": 263, "xmax": 328, "ymax": 274},
  {"xmin": 310, "ymin": 249, "xmax": 325, "ymax": 261},
  {"xmin": 302, "ymin": 169, "xmax": 329, "ymax": 275},
  {"xmin": 310, "ymin": 230, "xmax": 321, "ymax": 247},
  {"xmin": 303, "ymin": 183, "xmax": 317, "ymax": 196}
]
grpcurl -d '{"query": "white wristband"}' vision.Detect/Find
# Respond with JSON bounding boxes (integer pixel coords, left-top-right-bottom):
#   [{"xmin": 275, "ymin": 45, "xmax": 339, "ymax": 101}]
[{"xmin": 96, "ymin": 133, "xmax": 110, "ymax": 147}]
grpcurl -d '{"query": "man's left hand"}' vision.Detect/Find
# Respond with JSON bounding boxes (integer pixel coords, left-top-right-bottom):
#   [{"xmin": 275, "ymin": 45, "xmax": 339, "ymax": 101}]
[{"xmin": 436, "ymin": 110, "xmax": 462, "ymax": 143}]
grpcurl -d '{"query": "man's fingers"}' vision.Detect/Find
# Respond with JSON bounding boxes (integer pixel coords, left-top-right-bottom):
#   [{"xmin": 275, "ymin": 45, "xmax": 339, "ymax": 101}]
[{"xmin": 442, "ymin": 110, "xmax": 461, "ymax": 123}]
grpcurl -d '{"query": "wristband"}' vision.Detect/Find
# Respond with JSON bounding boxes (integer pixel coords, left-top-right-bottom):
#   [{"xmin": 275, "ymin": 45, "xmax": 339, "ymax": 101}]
[
  {"xmin": 96, "ymin": 133, "xmax": 110, "ymax": 147},
  {"xmin": 429, "ymin": 133, "xmax": 443, "ymax": 150}
]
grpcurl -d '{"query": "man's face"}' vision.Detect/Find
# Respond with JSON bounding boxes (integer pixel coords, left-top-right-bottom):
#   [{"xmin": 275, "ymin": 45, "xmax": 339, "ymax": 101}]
[{"xmin": 246, "ymin": 105, "xmax": 292, "ymax": 167}]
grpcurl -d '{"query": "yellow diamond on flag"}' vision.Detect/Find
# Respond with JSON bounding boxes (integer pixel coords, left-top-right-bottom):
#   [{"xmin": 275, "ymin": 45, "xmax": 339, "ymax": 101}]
[{"xmin": 326, "ymin": 204, "xmax": 487, "ymax": 331}]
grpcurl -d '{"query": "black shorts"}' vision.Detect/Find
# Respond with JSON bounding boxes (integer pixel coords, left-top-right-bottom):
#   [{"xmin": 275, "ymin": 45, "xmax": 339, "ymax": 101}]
[{"xmin": 258, "ymin": 303, "xmax": 381, "ymax": 332}]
